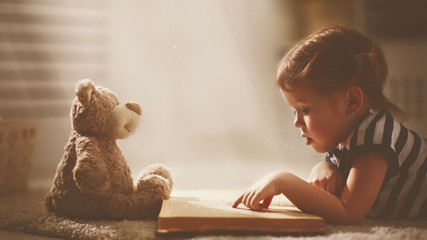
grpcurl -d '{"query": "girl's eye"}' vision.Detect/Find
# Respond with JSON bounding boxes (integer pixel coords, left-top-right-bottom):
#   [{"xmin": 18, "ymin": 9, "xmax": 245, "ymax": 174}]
[
  {"xmin": 301, "ymin": 108, "xmax": 310, "ymax": 115},
  {"xmin": 292, "ymin": 108, "xmax": 309, "ymax": 115}
]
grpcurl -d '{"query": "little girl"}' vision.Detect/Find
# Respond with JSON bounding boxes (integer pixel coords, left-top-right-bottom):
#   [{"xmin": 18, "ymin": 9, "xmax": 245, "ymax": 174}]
[{"xmin": 232, "ymin": 25, "xmax": 426, "ymax": 224}]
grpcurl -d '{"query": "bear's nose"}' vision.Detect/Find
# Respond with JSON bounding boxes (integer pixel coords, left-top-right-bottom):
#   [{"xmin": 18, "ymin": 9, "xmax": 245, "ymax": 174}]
[{"xmin": 125, "ymin": 102, "xmax": 142, "ymax": 116}]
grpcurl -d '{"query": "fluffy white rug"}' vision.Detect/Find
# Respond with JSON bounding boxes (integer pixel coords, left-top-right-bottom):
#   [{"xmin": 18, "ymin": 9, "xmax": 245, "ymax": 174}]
[{"xmin": 0, "ymin": 187, "xmax": 426, "ymax": 240}]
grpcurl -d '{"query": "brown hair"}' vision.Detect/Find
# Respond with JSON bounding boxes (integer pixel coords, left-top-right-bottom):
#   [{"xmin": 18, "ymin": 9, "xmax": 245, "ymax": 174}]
[{"xmin": 276, "ymin": 25, "xmax": 402, "ymax": 118}]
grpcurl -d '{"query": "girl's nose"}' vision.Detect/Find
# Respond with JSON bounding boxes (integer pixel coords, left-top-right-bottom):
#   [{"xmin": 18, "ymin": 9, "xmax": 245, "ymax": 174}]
[{"xmin": 294, "ymin": 113, "xmax": 304, "ymax": 128}]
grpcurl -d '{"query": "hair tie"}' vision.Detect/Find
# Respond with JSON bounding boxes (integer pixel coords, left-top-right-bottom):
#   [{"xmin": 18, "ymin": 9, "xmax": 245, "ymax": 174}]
[{"xmin": 353, "ymin": 56, "xmax": 361, "ymax": 69}]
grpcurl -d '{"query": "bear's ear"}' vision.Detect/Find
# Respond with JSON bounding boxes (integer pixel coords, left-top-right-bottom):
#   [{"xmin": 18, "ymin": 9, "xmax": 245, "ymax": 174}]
[{"xmin": 75, "ymin": 79, "xmax": 96, "ymax": 107}]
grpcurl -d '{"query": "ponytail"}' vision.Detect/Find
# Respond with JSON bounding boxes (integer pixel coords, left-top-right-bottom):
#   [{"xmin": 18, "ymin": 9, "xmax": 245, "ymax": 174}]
[{"xmin": 353, "ymin": 47, "xmax": 403, "ymax": 120}]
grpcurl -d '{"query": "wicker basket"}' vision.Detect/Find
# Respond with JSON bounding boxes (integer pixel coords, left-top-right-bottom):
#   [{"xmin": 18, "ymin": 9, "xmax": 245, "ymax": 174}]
[{"xmin": 0, "ymin": 118, "xmax": 40, "ymax": 195}]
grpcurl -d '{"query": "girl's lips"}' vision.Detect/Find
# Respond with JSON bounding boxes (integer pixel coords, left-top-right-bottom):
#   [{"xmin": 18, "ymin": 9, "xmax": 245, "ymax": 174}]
[{"xmin": 302, "ymin": 135, "xmax": 312, "ymax": 145}]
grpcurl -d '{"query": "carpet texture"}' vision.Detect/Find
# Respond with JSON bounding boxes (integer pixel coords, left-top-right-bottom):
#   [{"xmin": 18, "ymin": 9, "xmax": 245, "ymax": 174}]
[{"xmin": 0, "ymin": 187, "xmax": 426, "ymax": 240}]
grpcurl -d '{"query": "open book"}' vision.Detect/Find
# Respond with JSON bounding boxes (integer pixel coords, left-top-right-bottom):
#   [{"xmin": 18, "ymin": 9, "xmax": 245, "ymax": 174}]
[{"xmin": 157, "ymin": 190, "xmax": 325, "ymax": 234}]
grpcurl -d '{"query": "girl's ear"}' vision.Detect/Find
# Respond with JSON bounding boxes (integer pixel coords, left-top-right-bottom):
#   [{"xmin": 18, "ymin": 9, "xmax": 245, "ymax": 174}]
[{"xmin": 346, "ymin": 86, "xmax": 363, "ymax": 115}]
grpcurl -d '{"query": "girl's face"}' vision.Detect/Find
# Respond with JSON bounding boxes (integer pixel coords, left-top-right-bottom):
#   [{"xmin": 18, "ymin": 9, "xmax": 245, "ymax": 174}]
[{"xmin": 282, "ymin": 82, "xmax": 353, "ymax": 153}]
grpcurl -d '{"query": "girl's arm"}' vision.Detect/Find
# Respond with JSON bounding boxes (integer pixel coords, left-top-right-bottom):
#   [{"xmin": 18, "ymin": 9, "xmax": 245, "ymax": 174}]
[
  {"xmin": 232, "ymin": 152, "xmax": 388, "ymax": 224},
  {"xmin": 308, "ymin": 161, "xmax": 344, "ymax": 196}
]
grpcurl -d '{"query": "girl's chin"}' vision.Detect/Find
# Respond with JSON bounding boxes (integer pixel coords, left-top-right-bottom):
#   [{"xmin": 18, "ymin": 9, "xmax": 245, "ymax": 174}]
[
  {"xmin": 310, "ymin": 143, "xmax": 331, "ymax": 153},
  {"xmin": 304, "ymin": 138, "xmax": 334, "ymax": 153}
]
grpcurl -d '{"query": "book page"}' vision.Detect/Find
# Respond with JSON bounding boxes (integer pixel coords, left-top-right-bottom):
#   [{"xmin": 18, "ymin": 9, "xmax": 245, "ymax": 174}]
[
  {"xmin": 169, "ymin": 189, "xmax": 295, "ymax": 207},
  {"xmin": 158, "ymin": 190, "xmax": 325, "ymax": 234},
  {"xmin": 160, "ymin": 197, "xmax": 319, "ymax": 219}
]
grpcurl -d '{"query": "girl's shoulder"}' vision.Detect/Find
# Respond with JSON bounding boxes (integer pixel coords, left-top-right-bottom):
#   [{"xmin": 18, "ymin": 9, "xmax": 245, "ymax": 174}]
[
  {"xmin": 348, "ymin": 109, "xmax": 426, "ymax": 162},
  {"xmin": 355, "ymin": 109, "xmax": 403, "ymax": 132},
  {"xmin": 351, "ymin": 109, "xmax": 398, "ymax": 147}
]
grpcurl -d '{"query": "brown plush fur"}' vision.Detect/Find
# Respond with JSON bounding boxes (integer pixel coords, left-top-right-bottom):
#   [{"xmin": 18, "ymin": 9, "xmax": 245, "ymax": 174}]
[{"xmin": 45, "ymin": 79, "xmax": 172, "ymax": 219}]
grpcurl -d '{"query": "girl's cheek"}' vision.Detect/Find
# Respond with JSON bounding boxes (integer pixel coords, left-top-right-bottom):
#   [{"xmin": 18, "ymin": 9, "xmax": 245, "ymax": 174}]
[{"xmin": 314, "ymin": 119, "xmax": 332, "ymax": 135}]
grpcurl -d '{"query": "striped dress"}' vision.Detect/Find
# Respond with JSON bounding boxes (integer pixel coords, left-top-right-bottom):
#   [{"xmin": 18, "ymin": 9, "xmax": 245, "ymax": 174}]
[{"xmin": 325, "ymin": 110, "xmax": 427, "ymax": 220}]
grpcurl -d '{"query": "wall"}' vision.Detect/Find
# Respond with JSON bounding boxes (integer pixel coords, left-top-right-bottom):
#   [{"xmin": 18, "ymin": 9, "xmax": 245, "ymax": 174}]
[
  {"xmin": 29, "ymin": 0, "xmax": 427, "ymax": 190},
  {"xmin": 103, "ymin": 0, "xmax": 321, "ymax": 189}
]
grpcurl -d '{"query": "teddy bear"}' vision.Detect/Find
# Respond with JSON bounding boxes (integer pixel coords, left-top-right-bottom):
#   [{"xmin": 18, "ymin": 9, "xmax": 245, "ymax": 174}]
[{"xmin": 45, "ymin": 79, "xmax": 173, "ymax": 219}]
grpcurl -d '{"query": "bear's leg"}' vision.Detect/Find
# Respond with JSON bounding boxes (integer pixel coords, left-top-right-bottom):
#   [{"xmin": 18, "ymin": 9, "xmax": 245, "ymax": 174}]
[
  {"xmin": 101, "ymin": 164, "xmax": 173, "ymax": 219},
  {"xmin": 139, "ymin": 163, "xmax": 173, "ymax": 189},
  {"xmin": 136, "ymin": 174, "xmax": 172, "ymax": 199},
  {"xmin": 104, "ymin": 192, "xmax": 163, "ymax": 219}
]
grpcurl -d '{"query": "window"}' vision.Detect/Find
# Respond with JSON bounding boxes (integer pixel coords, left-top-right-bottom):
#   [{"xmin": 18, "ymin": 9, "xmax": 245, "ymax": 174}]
[{"xmin": 0, "ymin": 0, "xmax": 106, "ymax": 118}]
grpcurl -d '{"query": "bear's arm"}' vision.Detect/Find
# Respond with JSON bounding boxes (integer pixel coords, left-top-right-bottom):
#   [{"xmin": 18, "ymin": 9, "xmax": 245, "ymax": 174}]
[{"xmin": 73, "ymin": 137, "xmax": 111, "ymax": 195}]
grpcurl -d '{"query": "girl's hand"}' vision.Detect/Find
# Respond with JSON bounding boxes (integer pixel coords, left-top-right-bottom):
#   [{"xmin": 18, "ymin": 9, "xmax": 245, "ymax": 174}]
[
  {"xmin": 232, "ymin": 171, "xmax": 285, "ymax": 211},
  {"xmin": 308, "ymin": 161, "xmax": 343, "ymax": 196}
]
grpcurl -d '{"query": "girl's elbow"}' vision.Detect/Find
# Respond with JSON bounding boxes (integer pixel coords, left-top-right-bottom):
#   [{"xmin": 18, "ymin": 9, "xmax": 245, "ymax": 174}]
[
  {"xmin": 343, "ymin": 215, "xmax": 365, "ymax": 225},
  {"xmin": 328, "ymin": 213, "xmax": 365, "ymax": 225}
]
